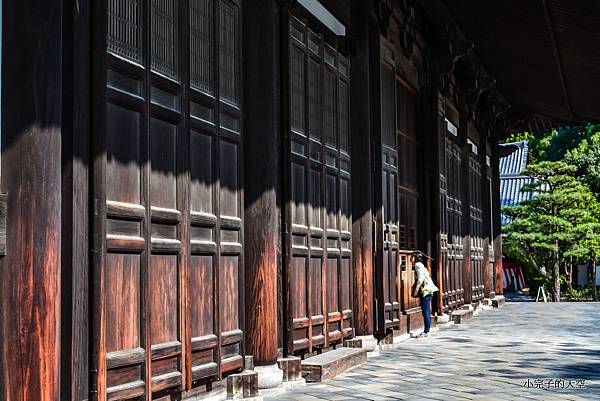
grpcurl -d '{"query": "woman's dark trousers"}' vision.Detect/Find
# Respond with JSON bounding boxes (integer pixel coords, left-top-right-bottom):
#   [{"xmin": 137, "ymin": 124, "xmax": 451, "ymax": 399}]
[{"xmin": 421, "ymin": 294, "xmax": 432, "ymax": 333}]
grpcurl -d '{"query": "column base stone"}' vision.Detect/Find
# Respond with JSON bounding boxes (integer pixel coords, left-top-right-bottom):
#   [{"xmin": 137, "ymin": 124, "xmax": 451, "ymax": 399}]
[
  {"xmin": 355, "ymin": 335, "xmax": 378, "ymax": 352},
  {"xmin": 282, "ymin": 378, "xmax": 306, "ymax": 389},
  {"xmin": 436, "ymin": 313, "xmax": 450, "ymax": 324},
  {"xmin": 254, "ymin": 364, "xmax": 283, "ymax": 390}
]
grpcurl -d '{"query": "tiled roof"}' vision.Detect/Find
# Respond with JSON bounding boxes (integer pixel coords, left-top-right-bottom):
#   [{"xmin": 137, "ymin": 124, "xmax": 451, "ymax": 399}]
[
  {"xmin": 499, "ymin": 140, "xmax": 529, "ymax": 176},
  {"xmin": 500, "ymin": 140, "xmax": 534, "ymax": 226},
  {"xmin": 500, "ymin": 176, "xmax": 535, "ymax": 226}
]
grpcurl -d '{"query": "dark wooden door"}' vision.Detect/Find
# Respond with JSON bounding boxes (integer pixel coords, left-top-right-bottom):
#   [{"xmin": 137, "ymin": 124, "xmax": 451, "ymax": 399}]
[
  {"xmin": 380, "ymin": 56, "xmax": 401, "ymax": 330},
  {"xmin": 378, "ymin": 49, "xmax": 421, "ymax": 333},
  {"xmin": 396, "ymin": 80, "xmax": 420, "ymax": 315},
  {"xmin": 441, "ymin": 127, "xmax": 465, "ymax": 312},
  {"xmin": 92, "ymin": 0, "xmax": 244, "ymax": 399},
  {"xmin": 286, "ymin": 17, "xmax": 353, "ymax": 355},
  {"xmin": 469, "ymin": 150, "xmax": 485, "ymax": 301}
]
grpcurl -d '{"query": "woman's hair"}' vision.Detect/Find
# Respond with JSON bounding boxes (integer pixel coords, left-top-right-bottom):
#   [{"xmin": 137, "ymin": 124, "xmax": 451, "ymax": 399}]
[{"xmin": 413, "ymin": 251, "xmax": 424, "ymax": 262}]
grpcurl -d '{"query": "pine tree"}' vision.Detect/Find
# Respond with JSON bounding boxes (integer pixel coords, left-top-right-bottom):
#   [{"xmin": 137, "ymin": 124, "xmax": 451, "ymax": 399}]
[{"xmin": 503, "ymin": 161, "xmax": 600, "ymax": 301}]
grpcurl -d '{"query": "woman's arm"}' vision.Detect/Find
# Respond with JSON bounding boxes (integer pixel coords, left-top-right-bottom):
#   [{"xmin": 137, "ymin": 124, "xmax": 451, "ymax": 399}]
[{"xmin": 413, "ymin": 263, "xmax": 425, "ymax": 297}]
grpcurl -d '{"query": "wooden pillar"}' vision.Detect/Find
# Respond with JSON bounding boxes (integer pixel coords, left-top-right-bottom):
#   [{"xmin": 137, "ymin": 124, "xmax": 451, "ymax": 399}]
[
  {"xmin": 350, "ymin": 0, "xmax": 374, "ymax": 338},
  {"xmin": 459, "ymin": 107, "xmax": 472, "ymax": 305},
  {"xmin": 0, "ymin": 0, "xmax": 62, "ymax": 400},
  {"xmin": 61, "ymin": 0, "xmax": 90, "ymax": 399},
  {"xmin": 243, "ymin": 0, "xmax": 280, "ymax": 369},
  {"xmin": 369, "ymin": 8, "xmax": 386, "ymax": 338},
  {"xmin": 491, "ymin": 132, "xmax": 504, "ymax": 295},
  {"xmin": 425, "ymin": 39, "xmax": 444, "ymax": 316},
  {"xmin": 434, "ymin": 105, "xmax": 446, "ymax": 315},
  {"xmin": 480, "ymin": 128, "xmax": 493, "ymax": 299}
]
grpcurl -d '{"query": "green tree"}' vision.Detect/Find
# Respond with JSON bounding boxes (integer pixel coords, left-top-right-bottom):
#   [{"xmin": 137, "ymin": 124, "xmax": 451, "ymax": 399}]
[
  {"xmin": 564, "ymin": 198, "xmax": 600, "ymax": 300},
  {"xmin": 503, "ymin": 161, "xmax": 599, "ymax": 301},
  {"xmin": 502, "ymin": 123, "xmax": 600, "ymax": 164},
  {"xmin": 565, "ymin": 132, "xmax": 600, "ymax": 200}
]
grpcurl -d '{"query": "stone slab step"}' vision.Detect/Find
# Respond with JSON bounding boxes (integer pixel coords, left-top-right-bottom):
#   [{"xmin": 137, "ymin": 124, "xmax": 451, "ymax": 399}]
[
  {"xmin": 451, "ymin": 309, "xmax": 473, "ymax": 324},
  {"xmin": 278, "ymin": 356, "xmax": 302, "ymax": 382},
  {"xmin": 492, "ymin": 295, "xmax": 506, "ymax": 308},
  {"xmin": 301, "ymin": 347, "xmax": 367, "ymax": 382},
  {"xmin": 227, "ymin": 370, "xmax": 260, "ymax": 400}
]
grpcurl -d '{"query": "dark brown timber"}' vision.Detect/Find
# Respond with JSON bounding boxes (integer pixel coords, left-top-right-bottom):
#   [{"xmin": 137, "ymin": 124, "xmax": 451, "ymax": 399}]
[
  {"xmin": 243, "ymin": 0, "xmax": 280, "ymax": 366},
  {"xmin": 349, "ymin": 0, "xmax": 374, "ymax": 338},
  {"xmin": 0, "ymin": 0, "xmax": 62, "ymax": 399}
]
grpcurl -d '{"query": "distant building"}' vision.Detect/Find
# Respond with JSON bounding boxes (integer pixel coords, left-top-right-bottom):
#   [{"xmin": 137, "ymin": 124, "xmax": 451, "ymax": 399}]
[
  {"xmin": 499, "ymin": 140, "xmax": 534, "ymax": 291},
  {"xmin": 499, "ymin": 140, "xmax": 535, "ymax": 226}
]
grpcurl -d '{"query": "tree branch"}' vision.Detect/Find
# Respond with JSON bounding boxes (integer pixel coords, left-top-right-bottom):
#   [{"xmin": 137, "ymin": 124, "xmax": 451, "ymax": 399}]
[{"xmin": 521, "ymin": 242, "xmax": 548, "ymax": 277}]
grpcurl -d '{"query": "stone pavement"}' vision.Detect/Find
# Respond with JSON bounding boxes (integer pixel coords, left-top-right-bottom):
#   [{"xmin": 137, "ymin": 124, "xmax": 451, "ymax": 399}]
[{"xmin": 271, "ymin": 301, "xmax": 600, "ymax": 400}]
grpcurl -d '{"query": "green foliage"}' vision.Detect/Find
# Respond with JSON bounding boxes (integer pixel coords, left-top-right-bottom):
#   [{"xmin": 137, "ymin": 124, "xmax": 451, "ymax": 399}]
[
  {"xmin": 501, "ymin": 131, "xmax": 554, "ymax": 164},
  {"xmin": 565, "ymin": 132, "xmax": 600, "ymax": 200},
  {"xmin": 563, "ymin": 287, "xmax": 595, "ymax": 302},
  {"xmin": 502, "ymin": 161, "xmax": 600, "ymax": 300},
  {"xmin": 501, "ymin": 124, "xmax": 600, "ymax": 300},
  {"xmin": 501, "ymin": 123, "xmax": 600, "ymax": 164}
]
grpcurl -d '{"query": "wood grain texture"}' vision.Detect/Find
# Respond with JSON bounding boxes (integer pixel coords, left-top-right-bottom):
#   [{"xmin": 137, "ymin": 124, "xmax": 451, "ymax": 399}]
[
  {"xmin": 490, "ymin": 136, "xmax": 504, "ymax": 295},
  {"xmin": 349, "ymin": 1, "xmax": 374, "ymax": 336},
  {"xmin": 242, "ymin": 0, "xmax": 280, "ymax": 365},
  {"xmin": 284, "ymin": 14, "xmax": 354, "ymax": 356},
  {"xmin": 0, "ymin": 0, "xmax": 62, "ymax": 399},
  {"xmin": 0, "ymin": 194, "xmax": 7, "ymax": 256},
  {"xmin": 301, "ymin": 347, "xmax": 366, "ymax": 382},
  {"xmin": 0, "ymin": 126, "xmax": 62, "ymax": 401}
]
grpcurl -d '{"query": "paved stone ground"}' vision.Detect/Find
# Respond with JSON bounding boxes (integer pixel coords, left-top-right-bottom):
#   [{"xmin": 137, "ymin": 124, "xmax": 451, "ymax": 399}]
[{"xmin": 272, "ymin": 300, "xmax": 600, "ymax": 400}]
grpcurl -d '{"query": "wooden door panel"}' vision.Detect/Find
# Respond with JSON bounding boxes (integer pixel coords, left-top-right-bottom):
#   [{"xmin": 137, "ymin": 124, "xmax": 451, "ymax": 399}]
[
  {"xmin": 309, "ymin": 257, "xmax": 324, "ymax": 346},
  {"xmin": 381, "ymin": 65, "xmax": 399, "ymax": 326},
  {"xmin": 469, "ymin": 153, "xmax": 485, "ymax": 301},
  {"xmin": 326, "ymin": 257, "xmax": 340, "ymax": 341},
  {"xmin": 149, "ymin": 255, "xmax": 179, "ymax": 346},
  {"xmin": 105, "ymin": 254, "xmax": 142, "ymax": 353},
  {"xmin": 400, "ymin": 253, "xmax": 420, "ymax": 312},
  {"xmin": 444, "ymin": 137, "xmax": 465, "ymax": 310},
  {"xmin": 95, "ymin": 0, "xmax": 244, "ymax": 397},
  {"xmin": 286, "ymin": 17, "xmax": 352, "ymax": 355},
  {"xmin": 188, "ymin": 254, "xmax": 218, "ymax": 382},
  {"xmin": 190, "ymin": 130, "xmax": 214, "ymax": 214},
  {"xmin": 106, "ymin": 104, "xmax": 142, "ymax": 205},
  {"xmin": 379, "ymin": 54, "xmax": 426, "ymax": 331},
  {"xmin": 150, "ymin": 118, "xmax": 178, "ymax": 209}
]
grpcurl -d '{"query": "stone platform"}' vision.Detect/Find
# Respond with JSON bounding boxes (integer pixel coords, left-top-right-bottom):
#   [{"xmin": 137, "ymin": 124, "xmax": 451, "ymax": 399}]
[
  {"xmin": 271, "ymin": 301, "xmax": 600, "ymax": 400},
  {"xmin": 301, "ymin": 347, "xmax": 367, "ymax": 382}
]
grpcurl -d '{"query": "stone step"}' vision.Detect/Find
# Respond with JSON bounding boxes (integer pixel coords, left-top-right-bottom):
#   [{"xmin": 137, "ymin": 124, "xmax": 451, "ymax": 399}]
[
  {"xmin": 343, "ymin": 335, "xmax": 379, "ymax": 357},
  {"xmin": 301, "ymin": 347, "xmax": 367, "ymax": 382},
  {"xmin": 227, "ymin": 370, "xmax": 260, "ymax": 400},
  {"xmin": 451, "ymin": 309, "xmax": 473, "ymax": 324},
  {"xmin": 492, "ymin": 295, "xmax": 506, "ymax": 308},
  {"xmin": 278, "ymin": 356, "xmax": 302, "ymax": 382}
]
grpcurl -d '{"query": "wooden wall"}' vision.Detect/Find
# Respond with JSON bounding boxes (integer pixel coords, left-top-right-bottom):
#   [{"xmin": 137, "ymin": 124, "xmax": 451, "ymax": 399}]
[
  {"xmin": 0, "ymin": 1, "xmax": 62, "ymax": 400},
  {"xmin": 0, "ymin": 1, "xmax": 508, "ymax": 399}
]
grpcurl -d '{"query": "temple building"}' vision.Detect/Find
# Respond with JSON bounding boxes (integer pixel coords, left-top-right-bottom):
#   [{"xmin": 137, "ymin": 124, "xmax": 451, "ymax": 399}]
[{"xmin": 1, "ymin": 0, "xmax": 599, "ymax": 400}]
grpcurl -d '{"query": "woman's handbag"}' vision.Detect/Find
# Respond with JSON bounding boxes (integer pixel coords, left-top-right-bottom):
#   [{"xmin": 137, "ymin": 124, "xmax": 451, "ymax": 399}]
[{"xmin": 420, "ymin": 275, "xmax": 439, "ymax": 296}]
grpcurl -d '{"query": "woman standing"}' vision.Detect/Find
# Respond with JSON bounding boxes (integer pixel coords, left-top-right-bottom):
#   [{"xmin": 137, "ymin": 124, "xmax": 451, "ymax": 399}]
[{"xmin": 412, "ymin": 252, "xmax": 439, "ymax": 337}]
